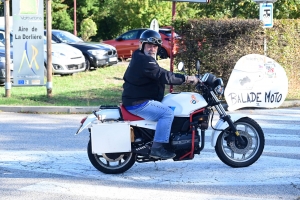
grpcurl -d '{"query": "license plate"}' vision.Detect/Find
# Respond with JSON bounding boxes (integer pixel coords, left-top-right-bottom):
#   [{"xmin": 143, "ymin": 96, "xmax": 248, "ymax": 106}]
[{"xmin": 109, "ymin": 57, "xmax": 117, "ymax": 62}]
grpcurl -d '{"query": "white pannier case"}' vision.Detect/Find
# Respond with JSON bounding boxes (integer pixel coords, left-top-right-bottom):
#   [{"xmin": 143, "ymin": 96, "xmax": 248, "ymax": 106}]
[{"xmin": 91, "ymin": 121, "xmax": 131, "ymax": 154}]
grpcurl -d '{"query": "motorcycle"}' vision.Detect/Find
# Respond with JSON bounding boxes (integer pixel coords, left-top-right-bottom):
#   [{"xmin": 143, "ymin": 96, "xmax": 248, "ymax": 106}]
[{"xmin": 76, "ymin": 61, "xmax": 265, "ymax": 174}]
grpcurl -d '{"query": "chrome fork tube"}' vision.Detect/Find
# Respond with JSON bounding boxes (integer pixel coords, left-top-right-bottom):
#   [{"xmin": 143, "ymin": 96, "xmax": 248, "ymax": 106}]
[{"xmin": 210, "ymin": 91, "xmax": 227, "ymax": 116}]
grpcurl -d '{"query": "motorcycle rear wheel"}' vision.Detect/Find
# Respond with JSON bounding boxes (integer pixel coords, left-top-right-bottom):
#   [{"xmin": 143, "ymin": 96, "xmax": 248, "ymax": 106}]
[
  {"xmin": 87, "ymin": 140, "xmax": 136, "ymax": 174},
  {"xmin": 215, "ymin": 117, "xmax": 265, "ymax": 168}
]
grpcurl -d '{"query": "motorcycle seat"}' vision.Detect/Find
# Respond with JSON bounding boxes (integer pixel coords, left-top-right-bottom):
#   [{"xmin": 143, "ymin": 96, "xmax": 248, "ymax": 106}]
[{"xmin": 120, "ymin": 104, "xmax": 144, "ymax": 121}]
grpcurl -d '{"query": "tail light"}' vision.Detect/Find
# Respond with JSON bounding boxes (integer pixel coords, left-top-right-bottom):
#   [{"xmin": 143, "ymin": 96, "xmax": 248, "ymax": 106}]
[{"xmin": 81, "ymin": 117, "xmax": 87, "ymax": 124}]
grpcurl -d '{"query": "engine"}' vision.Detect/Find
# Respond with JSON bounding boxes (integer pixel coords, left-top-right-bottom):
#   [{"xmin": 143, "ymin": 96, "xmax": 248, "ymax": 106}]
[{"xmin": 170, "ymin": 131, "xmax": 200, "ymax": 151}]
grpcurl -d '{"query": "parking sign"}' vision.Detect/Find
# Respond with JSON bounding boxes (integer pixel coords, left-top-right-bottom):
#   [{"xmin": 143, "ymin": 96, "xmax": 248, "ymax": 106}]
[{"xmin": 260, "ymin": 3, "xmax": 273, "ymax": 28}]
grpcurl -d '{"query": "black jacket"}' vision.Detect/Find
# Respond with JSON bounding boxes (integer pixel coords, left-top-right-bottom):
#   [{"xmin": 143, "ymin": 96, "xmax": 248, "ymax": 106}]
[{"xmin": 122, "ymin": 49, "xmax": 185, "ymax": 106}]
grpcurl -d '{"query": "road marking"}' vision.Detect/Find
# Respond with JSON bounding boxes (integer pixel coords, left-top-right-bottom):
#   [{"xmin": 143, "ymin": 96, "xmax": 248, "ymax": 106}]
[
  {"xmin": 19, "ymin": 181, "xmax": 266, "ymax": 200},
  {"xmin": 1, "ymin": 151, "xmax": 300, "ymax": 186},
  {"xmin": 242, "ymin": 114, "xmax": 300, "ymax": 120},
  {"xmin": 204, "ymin": 142, "xmax": 300, "ymax": 154},
  {"xmin": 205, "ymin": 130, "xmax": 300, "ymax": 141},
  {"xmin": 209, "ymin": 121, "xmax": 300, "ymax": 130}
]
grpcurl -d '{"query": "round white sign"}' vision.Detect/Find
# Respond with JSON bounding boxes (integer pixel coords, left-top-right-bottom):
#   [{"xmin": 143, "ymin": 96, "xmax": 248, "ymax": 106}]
[
  {"xmin": 150, "ymin": 19, "xmax": 159, "ymax": 33},
  {"xmin": 224, "ymin": 54, "xmax": 288, "ymax": 111}
]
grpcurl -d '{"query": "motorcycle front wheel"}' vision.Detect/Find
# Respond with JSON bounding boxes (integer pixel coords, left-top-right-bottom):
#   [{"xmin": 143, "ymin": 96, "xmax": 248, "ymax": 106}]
[
  {"xmin": 87, "ymin": 140, "xmax": 136, "ymax": 174},
  {"xmin": 215, "ymin": 117, "xmax": 265, "ymax": 168}
]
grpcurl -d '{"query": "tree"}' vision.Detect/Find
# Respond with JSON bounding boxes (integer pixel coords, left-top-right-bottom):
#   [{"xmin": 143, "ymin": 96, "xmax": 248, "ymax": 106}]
[
  {"xmin": 50, "ymin": 0, "xmax": 300, "ymax": 41},
  {"xmin": 192, "ymin": 0, "xmax": 259, "ymax": 19},
  {"xmin": 79, "ymin": 18, "xmax": 97, "ymax": 41},
  {"xmin": 51, "ymin": 0, "xmax": 73, "ymax": 31},
  {"xmin": 63, "ymin": 0, "xmax": 100, "ymax": 31},
  {"xmin": 273, "ymin": 0, "xmax": 300, "ymax": 19},
  {"xmin": 94, "ymin": 0, "xmax": 199, "ymax": 40}
]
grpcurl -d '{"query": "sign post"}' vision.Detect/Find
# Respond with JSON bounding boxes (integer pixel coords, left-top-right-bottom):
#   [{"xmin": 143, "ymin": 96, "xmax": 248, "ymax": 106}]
[
  {"xmin": 3, "ymin": 0, "xmax": 11, "ymax": 97},
  {"xmin": 253, "ymin": 0, "xmax": 276, "ymax": 56},
  {"xmin": 12, "ymin": 0, "xmax": 44, "ymax": 87},
  {"xmin": 225, "ymin": 1, "xmax": 282, "ymax": 110}
]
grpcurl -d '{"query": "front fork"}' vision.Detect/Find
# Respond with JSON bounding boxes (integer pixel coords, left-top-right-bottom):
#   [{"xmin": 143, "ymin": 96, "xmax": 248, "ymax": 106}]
[
  {"xmin": 210, "ymin": 91, "xmax": 246, "ymax": 145},
  {"xmin": 222, "ymin": 115, "xmax": 246, "ymax": 146}
]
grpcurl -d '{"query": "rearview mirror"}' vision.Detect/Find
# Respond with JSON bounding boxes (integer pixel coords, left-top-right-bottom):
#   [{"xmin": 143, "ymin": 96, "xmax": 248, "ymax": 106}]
[{"xmin": 177, "ymin": 62, "xmax": 184, "ymax": 71}]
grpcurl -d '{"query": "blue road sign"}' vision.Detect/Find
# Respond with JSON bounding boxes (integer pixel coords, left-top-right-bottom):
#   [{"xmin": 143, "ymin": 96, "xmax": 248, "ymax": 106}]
[{"xmin": 260, "ymin": 3, "xmax": 273, "ymax": 28}]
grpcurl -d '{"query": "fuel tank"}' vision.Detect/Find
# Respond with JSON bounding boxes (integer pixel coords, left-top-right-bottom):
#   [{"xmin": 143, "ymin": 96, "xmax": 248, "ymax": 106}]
[{"xmin": 162, "ymin": 92, "xmax": 208, "ymax": 117}]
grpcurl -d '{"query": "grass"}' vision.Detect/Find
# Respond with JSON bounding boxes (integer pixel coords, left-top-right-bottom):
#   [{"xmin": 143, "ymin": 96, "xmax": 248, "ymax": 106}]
[
  {"xmin": 2, "ymin": 58, "xmax": 297, "ymax": 107},
  {"xmin": 0, "ymin": 59, "xmax": 172, "ymax": 106}
]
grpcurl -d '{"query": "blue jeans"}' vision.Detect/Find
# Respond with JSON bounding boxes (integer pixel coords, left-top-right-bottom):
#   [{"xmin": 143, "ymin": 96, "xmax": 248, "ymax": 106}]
[{"xmin": 127, "ymin": 100, "xmax": 174, "ymax": 143}]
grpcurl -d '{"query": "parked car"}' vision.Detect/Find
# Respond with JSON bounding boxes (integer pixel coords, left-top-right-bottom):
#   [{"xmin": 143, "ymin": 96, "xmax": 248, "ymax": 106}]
[
  {"xmin": 102, "ymin": 28, "xmax": 180, "ymax": 60},
  {"xmin": 46, "ymin": 30, "xmax": 118, "ymax": 70},
  {"xmin": 43, "ymin": 37, "xmax": 86, "ymax": 75},
  {"xmin": 0, "ymin": 42, "xmax": 13, "ymax": 85},
  {"xmin": 0, "ymin": 28, "xmax": 86, "ymax": 76}
]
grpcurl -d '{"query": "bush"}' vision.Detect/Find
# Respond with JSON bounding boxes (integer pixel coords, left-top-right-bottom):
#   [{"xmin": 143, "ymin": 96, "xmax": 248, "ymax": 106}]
[
  {"xmin": 266, "ymin": 19, "xmax": 300, "ymax": 99},
  {"xmin": 173, "ymin": 18, "xmax": 300, "ymax": 99}
]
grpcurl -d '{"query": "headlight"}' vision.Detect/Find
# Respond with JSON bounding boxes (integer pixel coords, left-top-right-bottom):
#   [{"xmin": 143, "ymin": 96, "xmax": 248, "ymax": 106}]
[
  {"xmin": 214, "ymin": 85, "xmax": 224, "ymax": 95},
  {"xmin": 52, "ymin": 52, "xmax": 66, "ymax": 58},
  {"xmin": 213, "ymin": 78, "xmax": 224, "ymax": 95},
  {"xmin": 88, "ymin": 50, "xmax": 107, "ymax": 57}
]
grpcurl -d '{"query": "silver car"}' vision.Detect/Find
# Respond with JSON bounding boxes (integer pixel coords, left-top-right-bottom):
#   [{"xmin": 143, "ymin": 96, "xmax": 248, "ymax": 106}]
[
  {"xmin": 0, "ymin": 42, "xmax": 13, "ymax": 85},
  {"xmin": 49, "ymin": 29, "xmax": 118, "ymax": 71},
  {"xmin": 44, "ymin": 38, "xmax": 86, "ymax": 75}
]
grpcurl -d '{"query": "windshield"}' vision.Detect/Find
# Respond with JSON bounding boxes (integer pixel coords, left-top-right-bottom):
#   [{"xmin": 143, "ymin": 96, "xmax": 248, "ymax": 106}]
[
  {"xmin": 43, "ymin": 36, "xmax": 56, "ymax": 44},
  {"xmin": 160, "ymin": 30, "xmax": 179, "ymax": 38},
  {"xmin": 53, "ymin": 31, "xmax": 83, "ymax": 43}
]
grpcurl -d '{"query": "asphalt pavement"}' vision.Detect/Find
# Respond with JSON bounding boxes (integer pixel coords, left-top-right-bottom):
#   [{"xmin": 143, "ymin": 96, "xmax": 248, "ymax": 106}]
[{"xmin": 0, "ymin": 100, "xmax": 300, "ymax": 114}]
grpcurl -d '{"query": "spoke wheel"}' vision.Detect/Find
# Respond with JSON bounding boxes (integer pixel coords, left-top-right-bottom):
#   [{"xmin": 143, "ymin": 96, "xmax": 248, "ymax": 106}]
[
  {"xmin": 215, "ymin": 117, "xmax": 265, "ymax": 168},
  {"xmin": 87, "ymin": 140, "xmax": 136, "ymax": 174}
]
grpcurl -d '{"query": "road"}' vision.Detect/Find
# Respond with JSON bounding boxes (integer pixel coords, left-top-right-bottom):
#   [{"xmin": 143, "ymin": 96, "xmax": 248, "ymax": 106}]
[{"xmin": 0, "ymin": 108, "xmax": 300, "ymax": 200}]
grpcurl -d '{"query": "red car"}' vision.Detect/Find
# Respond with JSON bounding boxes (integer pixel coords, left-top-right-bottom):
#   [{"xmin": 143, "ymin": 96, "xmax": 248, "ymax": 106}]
[{"xmin": 103, "ymin": 28, "xmax": 179, "ymax": 60}]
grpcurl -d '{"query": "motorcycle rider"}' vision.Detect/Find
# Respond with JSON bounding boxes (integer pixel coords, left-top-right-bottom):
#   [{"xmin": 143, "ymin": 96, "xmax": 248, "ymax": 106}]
[{"xmin": 122, "ymin": 29, "xmax": 199, "ymax": 160}]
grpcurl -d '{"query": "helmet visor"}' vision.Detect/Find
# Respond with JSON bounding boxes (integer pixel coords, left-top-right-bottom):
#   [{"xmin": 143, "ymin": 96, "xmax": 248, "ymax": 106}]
[{"xmin": 146, "ymin": 37, "xmax": 162, "ymax": 45}]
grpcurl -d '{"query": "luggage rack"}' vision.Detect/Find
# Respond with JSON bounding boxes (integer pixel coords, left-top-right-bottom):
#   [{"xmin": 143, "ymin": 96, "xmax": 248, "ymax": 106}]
[
  {"xmin": 95, "ymin": 105, "xmax": 123, "ymax": 121},
  {"xmin": 99, "ymin": 105, "xmax": 119, "ymax": 109}
]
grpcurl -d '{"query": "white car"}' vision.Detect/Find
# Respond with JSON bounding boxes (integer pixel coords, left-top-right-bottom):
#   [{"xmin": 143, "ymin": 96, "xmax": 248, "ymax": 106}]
[
  {"xmin": 0, "ymin": 42, "xmax": 13, "ymax": 84},
  {"xmin": 44, "ymin": 38, "xmax": 86, "ymax": 75}
]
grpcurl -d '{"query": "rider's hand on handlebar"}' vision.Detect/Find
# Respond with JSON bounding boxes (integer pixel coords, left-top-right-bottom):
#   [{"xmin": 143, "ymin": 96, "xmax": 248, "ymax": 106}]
[{"xmin": 185, "ymin": 75, "xmax": 199, "ymax": 86}]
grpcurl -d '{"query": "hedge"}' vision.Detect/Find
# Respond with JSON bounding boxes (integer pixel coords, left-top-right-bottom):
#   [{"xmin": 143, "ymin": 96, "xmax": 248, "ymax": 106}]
[{"xmin": 173, "ymin": 18, "xmax": 300, "ymax": 99}]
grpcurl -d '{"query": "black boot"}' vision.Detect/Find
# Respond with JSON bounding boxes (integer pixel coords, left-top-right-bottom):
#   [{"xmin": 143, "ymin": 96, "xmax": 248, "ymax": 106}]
[{"xmin": 149, "ymin": 146, "xmax": 176, "ymax": 159}]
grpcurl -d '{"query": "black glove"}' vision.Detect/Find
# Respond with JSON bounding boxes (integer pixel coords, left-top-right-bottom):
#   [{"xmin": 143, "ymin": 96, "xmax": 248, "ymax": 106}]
[{"xmin": 185, "ymin": 75, "xmax": 199, "ymax": 85}]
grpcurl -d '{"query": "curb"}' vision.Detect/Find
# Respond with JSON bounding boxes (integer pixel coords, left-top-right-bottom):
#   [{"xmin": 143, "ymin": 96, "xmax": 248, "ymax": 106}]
[
  {"xmin": 222, "ymin": 100, "xmax": 300, "ymax": 111},
  {"xmin": 0, "ymin": 106, "xmax": 99, "ymax": 114},
  {"xmin": 0, "ymin": 100, "xmax": 299, "ymax": 114},
  {"xmin": 278, "ymin": 100, "xmax": 300, "ymax": 108}
]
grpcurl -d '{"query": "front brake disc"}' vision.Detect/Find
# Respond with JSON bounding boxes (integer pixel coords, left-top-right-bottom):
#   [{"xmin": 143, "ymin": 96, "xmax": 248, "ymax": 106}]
[{"xmin": 228, "ymin": 130, "xmax": 253, "ymax": 154}]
